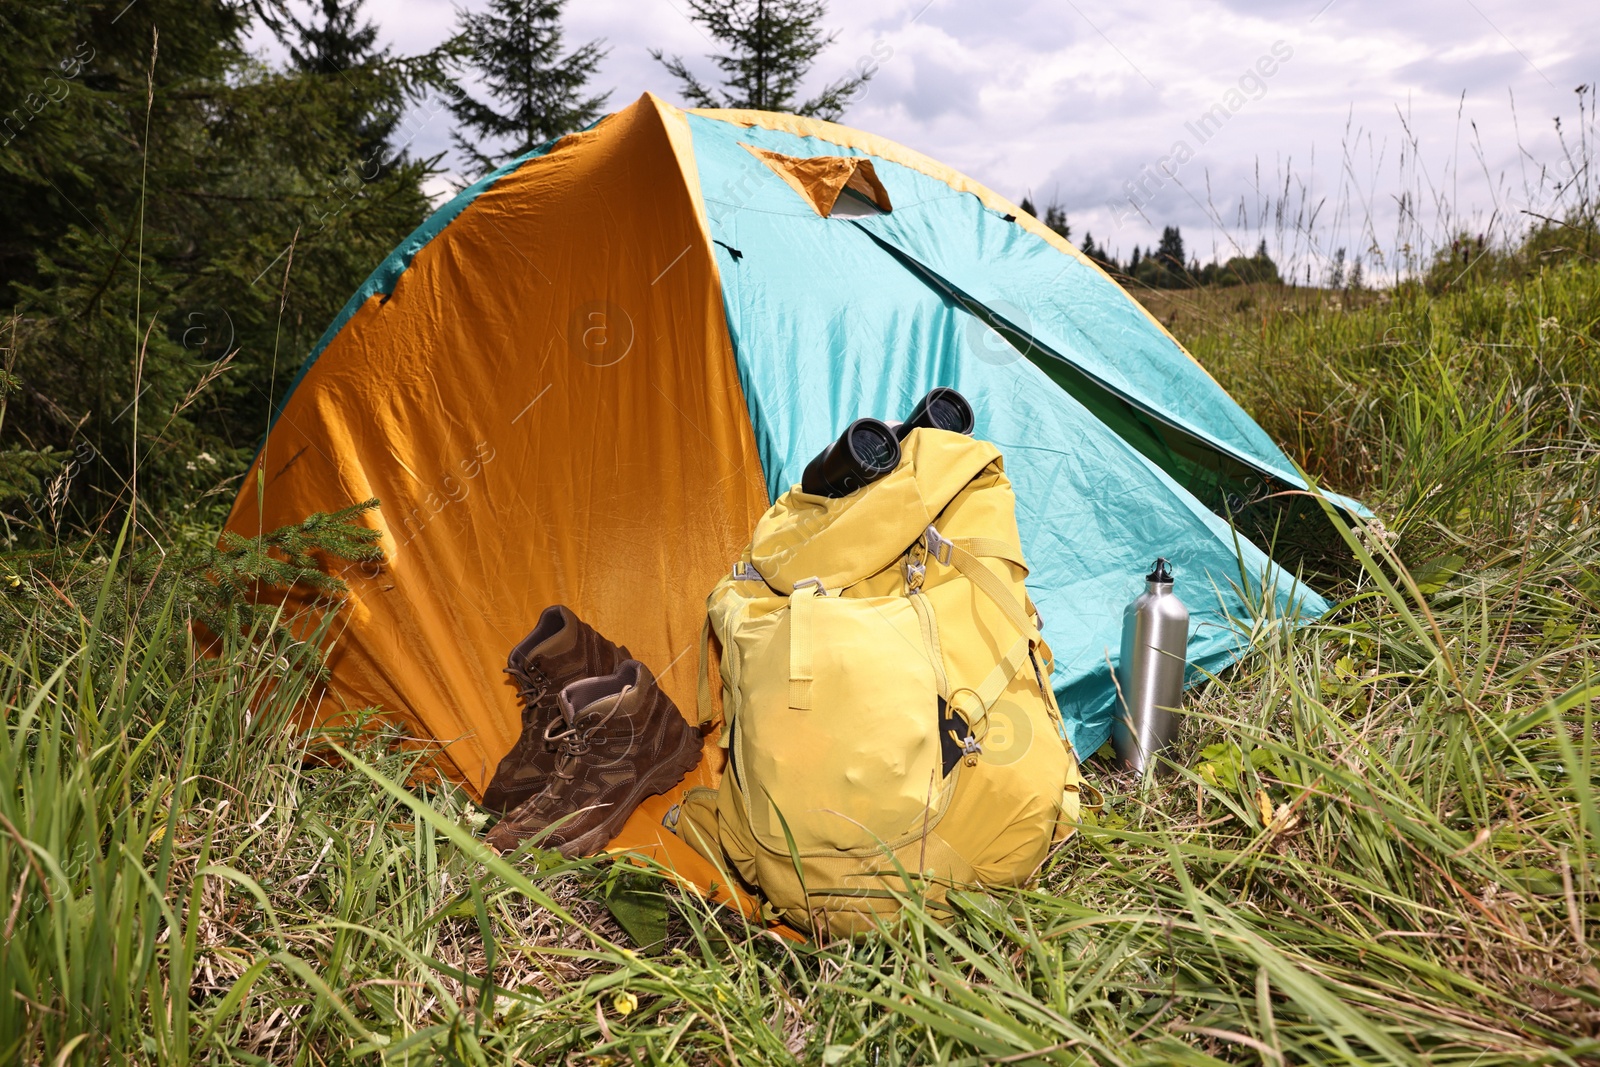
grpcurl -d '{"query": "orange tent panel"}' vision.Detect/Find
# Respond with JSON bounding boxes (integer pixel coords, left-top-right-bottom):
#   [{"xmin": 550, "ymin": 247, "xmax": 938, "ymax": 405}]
[{"xmin": 227, "ymin": 94, "xmax": 768, "ymax": 894}]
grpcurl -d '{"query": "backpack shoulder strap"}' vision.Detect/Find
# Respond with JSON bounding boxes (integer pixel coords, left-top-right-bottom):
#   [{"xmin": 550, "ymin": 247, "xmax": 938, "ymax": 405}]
[{"xmin": 923, "ymin": 525, "xmax": 1039, "ymax": 643}]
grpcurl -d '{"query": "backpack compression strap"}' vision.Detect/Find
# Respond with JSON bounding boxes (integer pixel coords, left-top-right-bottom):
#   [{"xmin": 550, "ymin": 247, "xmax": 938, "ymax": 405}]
[
  {"xmin": 922, "ymin": 525, "xmax": 1068, "ymax": 736},
  {"xmin": 919, "ymin": 525, "xmax": 1039, "ymax": 642},
  {"xmin": 787, "ymin": 579, "xmax": 824, "ymax": 711}
]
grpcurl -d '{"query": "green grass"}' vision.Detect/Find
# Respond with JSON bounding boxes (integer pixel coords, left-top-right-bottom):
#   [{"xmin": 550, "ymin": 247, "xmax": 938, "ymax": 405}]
[{"xmin": 3, "ymin": 256, "xmax": 1597, "ymax": 1065}]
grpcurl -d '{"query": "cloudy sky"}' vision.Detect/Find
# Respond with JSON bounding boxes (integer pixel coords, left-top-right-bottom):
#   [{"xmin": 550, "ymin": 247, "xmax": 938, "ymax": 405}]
[{"xmin": 254, "ymin": 0, "xmax": 1597, "ymax": 279}]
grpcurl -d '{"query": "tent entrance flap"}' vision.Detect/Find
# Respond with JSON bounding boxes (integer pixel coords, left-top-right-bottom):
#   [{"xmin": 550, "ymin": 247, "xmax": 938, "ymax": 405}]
[{"xmin": 847, "ymin": 223, "xmax": 1279, "ymax": 509}]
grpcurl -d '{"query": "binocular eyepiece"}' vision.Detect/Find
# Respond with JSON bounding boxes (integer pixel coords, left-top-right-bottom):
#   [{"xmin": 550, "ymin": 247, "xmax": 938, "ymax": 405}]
[
  {"xmin": 800, "ymin": 387, "xmax": 975, "ymax": 498},
  {"xmin": 799, "ymin": 418, "xmax": 900, "ymax": 498},
  {"xmin": 894, "ymin": 386, "xmax": 974, "ymax": 440}
]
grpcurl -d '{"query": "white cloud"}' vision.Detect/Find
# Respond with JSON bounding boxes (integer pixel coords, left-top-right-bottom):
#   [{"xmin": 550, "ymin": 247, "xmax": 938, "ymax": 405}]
[{"xmin": 254, "ymin": 0, "xmax": 1598, "ymax": 276}]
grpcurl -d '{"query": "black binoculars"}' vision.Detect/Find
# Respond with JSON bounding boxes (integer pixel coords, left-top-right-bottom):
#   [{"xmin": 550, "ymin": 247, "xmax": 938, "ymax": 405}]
[{"xmin": 800, "ymin": 387, "xmax": 975, "ymax": 498}]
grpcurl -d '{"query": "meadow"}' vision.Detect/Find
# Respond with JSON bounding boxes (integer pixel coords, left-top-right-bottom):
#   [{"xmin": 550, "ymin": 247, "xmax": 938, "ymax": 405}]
[{"xmin": 2, "ymin": 236, "xmax": 1597, "ymax": 1064}]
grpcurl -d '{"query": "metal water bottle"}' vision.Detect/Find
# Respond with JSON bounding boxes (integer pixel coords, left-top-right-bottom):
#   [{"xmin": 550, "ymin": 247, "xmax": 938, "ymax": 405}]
[{"xmin": 1113, "ymin": 558, "xmax": 1189, "ymax": 773}]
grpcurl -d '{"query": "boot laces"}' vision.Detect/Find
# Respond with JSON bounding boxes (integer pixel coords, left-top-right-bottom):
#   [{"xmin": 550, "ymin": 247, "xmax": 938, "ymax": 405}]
[
  {"xmin": 543, "ymin": 704, "xmax": 622, "ymax": 778},
  {"xmin": 516, "ymin": 663, "xmax": 553, "ymax": 709}
]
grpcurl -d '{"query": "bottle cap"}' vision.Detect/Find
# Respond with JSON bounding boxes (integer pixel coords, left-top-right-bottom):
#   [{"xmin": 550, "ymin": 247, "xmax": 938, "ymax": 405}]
[{"xmin": 1146, "ymin": 558, "xmax": 1173, "ymax": 583}]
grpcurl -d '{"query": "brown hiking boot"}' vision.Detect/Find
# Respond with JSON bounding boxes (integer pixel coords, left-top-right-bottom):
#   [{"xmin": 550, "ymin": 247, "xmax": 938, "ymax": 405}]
[
  {"xmin": 480, "ymin": 605, "xmax": 631, "ymax": 814},
  {"xmin": 485, "ymin": 659, "xmax": 703, "ymax": 857}
]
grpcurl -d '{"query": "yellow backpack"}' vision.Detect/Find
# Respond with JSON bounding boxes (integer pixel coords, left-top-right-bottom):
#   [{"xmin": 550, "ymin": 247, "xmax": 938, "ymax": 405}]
[{"xmin": 675, "ymin": 429, "xmax": 1087, "ymax": 936}]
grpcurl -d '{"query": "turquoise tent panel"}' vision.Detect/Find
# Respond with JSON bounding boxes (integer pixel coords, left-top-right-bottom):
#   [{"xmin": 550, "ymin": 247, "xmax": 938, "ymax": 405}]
[
  {"xmin": 703, "ymin": 118, "xmax": 1311, "ymax": 495},
  {"xmin": 854, "ymin": 199, "xmax": 1306, "ymax": 485},
  {"xmin": 685, "ymin": 114, "xmax": 1329, "ymax": 757}
]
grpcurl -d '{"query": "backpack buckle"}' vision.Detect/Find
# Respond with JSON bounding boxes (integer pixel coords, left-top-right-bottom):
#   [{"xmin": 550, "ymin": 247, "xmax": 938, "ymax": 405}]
[
  {"xmin": 731, "ymin": 560, "xmax": 763, "ymax": 582},
  {"xmin": 792, "ymin": 576, "xmax": 827, "ymax": 597},
  {"xmin": 923, "ymin": 525, "xmax": 953, "ymax": 566},
  {"xmin": 905, "ymin": 556, "xmax": 927, "ymax": 593}
]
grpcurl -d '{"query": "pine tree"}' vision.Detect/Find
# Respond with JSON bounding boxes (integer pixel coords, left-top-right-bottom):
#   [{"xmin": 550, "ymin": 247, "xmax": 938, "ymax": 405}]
[
  {"xmin": 1327, "ymin": 247, "xmax": 1347, "ymax": 289},
  {"xmin": 446, "ymin": 0, "xmax": 610, "ymax": 174},
  {"xmin": 258, "ymin": 0, "xmax": 382, "ymax": 74},
  {"xmin": 257, "ymin": 0, "xmax": 401, "ymax": 162},
  {"xmin": 1141, "ymin": 225, "xmax": 1190, "ymax": 288},
  {"xmin": 651, "ymin": 0, "xmax": 869, "ymax": 121},
  {"xmin": 0, "ymin": 345, "xmax": 70, "ymax": 537},
  {"xmin": 1043, "ymin": 201, "xmax": 1070, "ymax": 241},
  {"xmin": 1019, "ymin": 195, "xmax": 1037, "ymax": 218},
  {"xmin": 1156, "ymin": 225, "xmax": 1186, "ymax": 270},
  {"xmin": 1079, "ymin": 232, "xmax": 1119, "ymax": 274},
  {"xmin": 0, "ymin": 0, "xmax": 437, "ymax": 536}
]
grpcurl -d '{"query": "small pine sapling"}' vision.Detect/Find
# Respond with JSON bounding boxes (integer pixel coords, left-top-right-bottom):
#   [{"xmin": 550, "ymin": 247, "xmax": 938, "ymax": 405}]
[{"xmin": 189, "ymin": 497, "xmax": 384, "ymax": 669}]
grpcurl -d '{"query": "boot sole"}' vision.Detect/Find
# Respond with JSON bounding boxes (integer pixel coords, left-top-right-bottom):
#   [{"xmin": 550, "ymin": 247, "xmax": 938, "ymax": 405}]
[{"xmin": 556, "ymin": 725, "xmax": 706, "ymax": 858}]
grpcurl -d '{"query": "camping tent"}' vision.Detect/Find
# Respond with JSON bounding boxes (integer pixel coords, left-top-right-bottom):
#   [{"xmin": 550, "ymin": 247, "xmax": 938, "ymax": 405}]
[{"xmin": 227, "ymin": 93, "xmax": 1343, "ymax": 885}]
